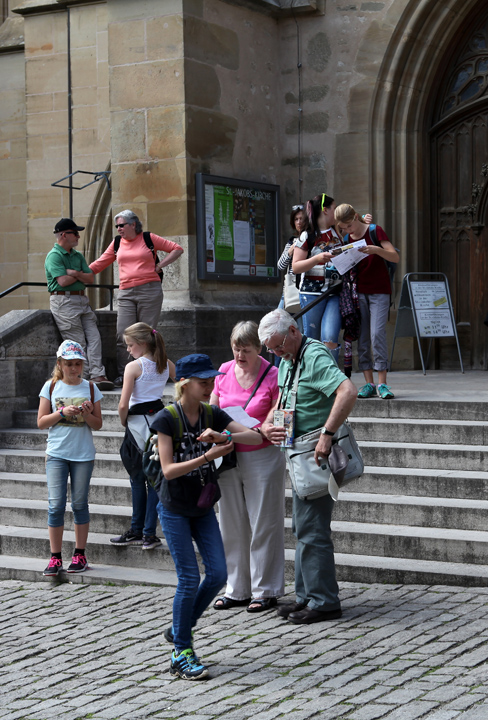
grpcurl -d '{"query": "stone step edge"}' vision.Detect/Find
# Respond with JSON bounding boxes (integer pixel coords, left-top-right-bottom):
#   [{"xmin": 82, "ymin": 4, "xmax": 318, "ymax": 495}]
[
  {"xmin": 3, "ymin": 491, "xmax": 488, "ymax": 515},
  {"xmin": 331, "ymin": 550, "xmax": 488, "ymax": 579},
  {"xmin": 0, "ymin": 554, "xmax": 178, "ymax": 587},
  {"xmin": 3, "ymin": 465, "xmax": 488, "ymax": 483},
  {"xmin": 1, "ymin": 549, "xmax": 487, "ymax": 589},
  {"xmin": 10, "ymin": 416, "xmax": 488, "ymax": 429},
  {"xmin": 4, "ymin": 517, "xmax": 488, "ymax": 546}
]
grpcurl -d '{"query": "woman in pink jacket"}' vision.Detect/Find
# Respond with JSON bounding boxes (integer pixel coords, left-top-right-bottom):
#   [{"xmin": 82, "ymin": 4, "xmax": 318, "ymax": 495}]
[{"xmin": 90, "ymin": 210, "xmax": 183, "ymax": 386}]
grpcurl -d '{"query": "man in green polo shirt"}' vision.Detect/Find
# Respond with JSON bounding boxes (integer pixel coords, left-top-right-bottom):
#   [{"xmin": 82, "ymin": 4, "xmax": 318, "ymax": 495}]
[
  {"xmin": 45, "ymin": 218, "xmax": 113, "ymax": 390},
  {"xmin": 259, "ymin": 308, "xmax": 357, "ymax": 625}
]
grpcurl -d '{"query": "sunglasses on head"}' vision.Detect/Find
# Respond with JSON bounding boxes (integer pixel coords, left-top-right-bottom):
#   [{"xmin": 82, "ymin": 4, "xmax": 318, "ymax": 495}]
[{"xmin": 292, "ymin": 204, "xmax": 304, "ymax": 211}]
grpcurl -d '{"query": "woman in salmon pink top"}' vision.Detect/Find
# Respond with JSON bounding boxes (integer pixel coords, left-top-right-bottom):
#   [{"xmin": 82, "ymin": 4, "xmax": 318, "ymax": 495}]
[
  {"xmin": 89, "ymin": 209, "xmax": 183, "ymax": 386},
  {"xmin": 210, "ymin": 321, "xmax": 286, "ymax": 613}
]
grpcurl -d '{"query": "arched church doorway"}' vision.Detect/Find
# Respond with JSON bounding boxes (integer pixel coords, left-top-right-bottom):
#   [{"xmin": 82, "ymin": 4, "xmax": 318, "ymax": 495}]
[{"xmin": 430, "ymin": 14, "xmax": 488, "ymax": 369}]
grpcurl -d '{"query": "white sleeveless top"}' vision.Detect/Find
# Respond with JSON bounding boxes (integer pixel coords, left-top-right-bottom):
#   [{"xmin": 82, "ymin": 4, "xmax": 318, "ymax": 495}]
[{"xmin": 129, "ymin": 356, "xmax": 170, "ymax": 407}]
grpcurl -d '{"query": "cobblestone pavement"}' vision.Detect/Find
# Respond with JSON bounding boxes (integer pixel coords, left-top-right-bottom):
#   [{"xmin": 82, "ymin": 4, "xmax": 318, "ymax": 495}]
[{"xmin": 2, "ymin": 580, "xmax": 488, "ymax": 720}]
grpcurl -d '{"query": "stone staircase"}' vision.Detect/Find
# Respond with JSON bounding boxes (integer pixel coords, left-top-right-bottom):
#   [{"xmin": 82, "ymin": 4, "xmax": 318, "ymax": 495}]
[{"xmin": 0, "ymin": 389, "xmax": 487, "ymax": 587}]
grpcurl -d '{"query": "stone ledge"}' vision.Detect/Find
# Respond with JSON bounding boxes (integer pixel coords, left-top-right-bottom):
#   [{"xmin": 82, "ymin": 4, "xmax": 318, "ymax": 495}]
[
  {"xmin": 218, "ymin": 0, "xmax": 324, "ymax": 18},
  {"xmin": 0, "ymin": 16, "xmax": 24, "ymax": 53},
  {"xmin": 13, "ymin": 0, "xmax": 104, "ymax": 17}
]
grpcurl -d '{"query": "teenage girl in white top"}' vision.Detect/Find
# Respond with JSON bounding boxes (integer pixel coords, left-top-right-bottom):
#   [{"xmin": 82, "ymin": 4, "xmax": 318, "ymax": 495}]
[{"xmin": 111, "ymin": 322, "xmax": 175, "ymax": 550}]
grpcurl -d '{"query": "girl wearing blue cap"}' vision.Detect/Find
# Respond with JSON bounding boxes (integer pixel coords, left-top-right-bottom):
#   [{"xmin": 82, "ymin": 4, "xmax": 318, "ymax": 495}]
[
  {"xmin": 37, "ymin": 340, "xmax": 103, "ymax": 576},
  {"xmin": 149, "ymin": 353, "xmax": 263, "ymax": 680}
]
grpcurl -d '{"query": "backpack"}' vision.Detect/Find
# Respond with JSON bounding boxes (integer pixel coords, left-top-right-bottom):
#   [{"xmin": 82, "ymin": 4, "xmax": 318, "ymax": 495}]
[
  {"xmin": 142, "ymin": 402, "xmax": 214, "ymax": 487},
  {"xmin": 114, "ymin": 231, "xmax": 163, "ymax": 281}
]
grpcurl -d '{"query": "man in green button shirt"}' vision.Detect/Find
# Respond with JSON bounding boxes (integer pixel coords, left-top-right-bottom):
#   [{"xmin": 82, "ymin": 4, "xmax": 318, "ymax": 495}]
[{"xmin": 45, "ymin": 218, "xmax": 113, "ymax": 390}]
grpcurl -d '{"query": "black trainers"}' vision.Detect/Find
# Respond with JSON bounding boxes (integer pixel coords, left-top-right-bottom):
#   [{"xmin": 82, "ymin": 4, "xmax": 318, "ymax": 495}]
[
  {"xmin": 163, "ymin": 626, "xmax": 194, "ymax": 645},
  {"xmin": 43, "ymin": 557, "xmax": 63, "ymax": 576},
  {"xmin": 142, "ymin": 535, "xmax": 162, "ymax": 550},
  {"xmin": 169, "ymin": 649, "xmax": 209, "ymax": 680},
  {"xmin": 110, "ymin": 530, "xmax": 143, "ymax": 546},
  {"xmin": 67, "ymin": 554, "xmax": 88, "ymax": 573}
]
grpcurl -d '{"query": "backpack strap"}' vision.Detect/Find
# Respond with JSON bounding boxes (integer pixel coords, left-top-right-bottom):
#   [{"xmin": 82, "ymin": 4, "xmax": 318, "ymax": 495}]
[
  {"xmin": 369, "ymin": 224, "xmax": 378, "ymax": 246},
  {"xmin": 166, "ymin": 403, "xmax": 183, "ymax": 451},
  {"xmin": 49, "ymin": 379, "xmax": 95, "ymax": 405},
  {"xmin": 114, "ymin": 235, "xmax": 121, "ymax": 255}
]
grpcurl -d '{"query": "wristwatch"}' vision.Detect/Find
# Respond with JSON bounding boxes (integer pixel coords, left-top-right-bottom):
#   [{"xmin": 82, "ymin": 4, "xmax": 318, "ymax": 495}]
[{"xmin": 321, "ymin": 427, "xmax": 335, "ymax": 436}]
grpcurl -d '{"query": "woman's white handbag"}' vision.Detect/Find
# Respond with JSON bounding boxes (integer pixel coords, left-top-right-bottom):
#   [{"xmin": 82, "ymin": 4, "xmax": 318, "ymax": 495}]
[{"xmin": 283, "ymin": 273, "xmax": 301, "ymax": 314}]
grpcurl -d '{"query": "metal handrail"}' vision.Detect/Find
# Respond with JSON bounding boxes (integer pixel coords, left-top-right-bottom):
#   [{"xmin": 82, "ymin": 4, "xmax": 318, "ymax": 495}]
[{"xmin": 0, "ymin": 282, "xmax": 119, "ymax": 311}]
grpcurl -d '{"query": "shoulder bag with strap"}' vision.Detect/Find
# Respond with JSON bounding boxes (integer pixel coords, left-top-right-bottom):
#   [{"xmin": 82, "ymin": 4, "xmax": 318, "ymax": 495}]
[
  {"xmin": 283, "ymin": 340, "xmax": 364, "ymax": 501},
  {"xmin": 142, "ymin": 402, "xmax": 213, "ymax": 486},
  {"xmin": 114, "ymin": 231, "xmax": 164, "ymax": 282},
  {"xmin": 218, "ymin": 362, "xmax": 272, "ymax": 474}
]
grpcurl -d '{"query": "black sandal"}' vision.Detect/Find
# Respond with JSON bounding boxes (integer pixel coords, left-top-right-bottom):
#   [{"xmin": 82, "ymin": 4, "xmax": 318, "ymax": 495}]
[
  {"xmin": 246, "ymin": 597, "xmax": 278, "ymax": 613},
  {"xmin": 213, "ymin": 596, "xmax": 251, "ymax": 610}
]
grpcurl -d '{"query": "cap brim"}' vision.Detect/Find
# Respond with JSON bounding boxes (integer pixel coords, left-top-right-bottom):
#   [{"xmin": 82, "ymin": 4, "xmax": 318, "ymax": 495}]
[{"xmin": 192, "ymin": 370, "xmax": 226, "ymax": 378}]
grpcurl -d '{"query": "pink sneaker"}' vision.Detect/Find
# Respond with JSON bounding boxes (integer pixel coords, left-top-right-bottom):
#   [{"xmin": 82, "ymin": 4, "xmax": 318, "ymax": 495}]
[
  {"xmin": 43, "ymin": 557, "xmax": 63, "ymax": 576},
  {"xmin": 67, "ymin": 554, "xmax": 88, "ymax": 573}
]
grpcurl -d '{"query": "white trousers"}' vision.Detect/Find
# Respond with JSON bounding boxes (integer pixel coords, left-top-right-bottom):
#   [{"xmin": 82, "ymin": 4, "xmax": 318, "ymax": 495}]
[{"xmin": 217, "ymin": 444, "xmax": 286, "ymax": 600}]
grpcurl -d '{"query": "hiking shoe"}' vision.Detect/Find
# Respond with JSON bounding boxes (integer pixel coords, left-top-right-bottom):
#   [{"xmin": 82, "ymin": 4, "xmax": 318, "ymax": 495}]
[
  {"xmin": 378, "ymin": 383, "xmax": 395, "ymax": 399},
  {"xmin": 357, "ymin": 383, "xmax": 377, "ymax": 398},
  {"xmin": 110, "ymin": 530, "xmax": 143, "ymax": 546},
  {"xmin": 67, "ymin": 554, "xmax": 88, "ymax": 573},
  {"xmin": 43, "ymin": 557, "xmax": 63, "ymax": 576},
  {"xmin": 169, "ymin": 648, "xmax": 209, "ymax": 680},
  {"xmin": 142, "ymin": 535, "xmax": 162, "ymax": 550}
]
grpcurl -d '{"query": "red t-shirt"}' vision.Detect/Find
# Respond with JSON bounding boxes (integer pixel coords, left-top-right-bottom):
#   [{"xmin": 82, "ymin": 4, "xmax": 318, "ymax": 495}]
[{"xmin": 355, "ymin": 225, "xmax": 391, "ymax": 295}]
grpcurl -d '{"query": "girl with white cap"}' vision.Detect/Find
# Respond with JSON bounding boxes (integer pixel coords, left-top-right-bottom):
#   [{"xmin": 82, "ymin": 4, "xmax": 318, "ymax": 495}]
[{"xmin": 37, "ymin": 339, "xmax": 103, "ymax": 576}]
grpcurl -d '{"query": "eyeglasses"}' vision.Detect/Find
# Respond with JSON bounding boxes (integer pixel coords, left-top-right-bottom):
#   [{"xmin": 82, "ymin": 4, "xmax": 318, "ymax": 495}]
[
  {"xmin": 115, "ymin": 223, "xmax": 128, "ymax": 229},
  {"xmin": 265, "ymin": 333, "xmax": 288, "ymax": 354},
  {"xmin": 292, "ymin": 204, "xmax": 303, "ymax": 211}
]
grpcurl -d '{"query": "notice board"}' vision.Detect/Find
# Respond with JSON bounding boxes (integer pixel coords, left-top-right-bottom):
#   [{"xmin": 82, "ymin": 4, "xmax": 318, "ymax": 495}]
[
  {"xmin": 196, "ymin": 173, "xmax": 280, "ymax": 283},
  {"xmin": 409, "ymin": 281, "xmax": 455, "ymax": 337}
]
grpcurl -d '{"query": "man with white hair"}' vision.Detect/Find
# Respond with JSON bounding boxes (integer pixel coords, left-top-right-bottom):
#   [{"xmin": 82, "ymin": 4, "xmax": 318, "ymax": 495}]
[
  {"xmin": 45, "ymin": 218, "xmax": 113, "ymax": 390},
  {"xmin": 90, "ymin": 210, "xmax": 184, "ymax": 385},
  {"xmin": 258, "ymin": 308, "xmax": 357, "ymax": 624}
]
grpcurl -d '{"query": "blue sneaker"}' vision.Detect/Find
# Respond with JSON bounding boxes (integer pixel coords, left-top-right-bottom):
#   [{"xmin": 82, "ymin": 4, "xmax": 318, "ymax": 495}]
[
  {"xmin": 357, "ymin": 383, "xmax": 377, "ymax": 398},
  {"xmin": 169, "ymin": 648, "xmax": 209, "ymax": 680},
  {"xmin": 378, "ymin": 383, "xmax": 394, "ymax": 399}
]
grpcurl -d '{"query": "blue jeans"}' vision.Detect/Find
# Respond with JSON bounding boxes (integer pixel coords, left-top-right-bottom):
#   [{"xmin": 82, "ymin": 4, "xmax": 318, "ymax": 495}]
[
  {"xmin": 299, "ymin": 292, "xmax": 341, "ymax": 361},
  {"xmin": 130, "ymin": 468, "xmax": 159, "ymax": 537},
  {"xmin": 158, "ymin": 504, "xmax": 227, "ymax": 653},
  {"xmin": 46, "ymin": 455, "xmax": 93, "ymax": 527}
]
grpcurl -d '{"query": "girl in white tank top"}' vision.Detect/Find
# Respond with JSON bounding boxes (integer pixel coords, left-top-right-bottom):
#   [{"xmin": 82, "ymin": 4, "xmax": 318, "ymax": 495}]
[{"xmin": 111, "ymin": 322, "xmax": 175, "ymax": 550}]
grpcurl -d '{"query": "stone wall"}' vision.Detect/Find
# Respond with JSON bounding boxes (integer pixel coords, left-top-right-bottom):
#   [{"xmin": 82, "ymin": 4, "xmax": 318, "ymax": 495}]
[
  {"xmin": 0, "ymin": 1, "xmax": 28, "ymax": 313},
  {"xmin": 0, "ymin": 307, "xmax": 116, "ymax": 428}
]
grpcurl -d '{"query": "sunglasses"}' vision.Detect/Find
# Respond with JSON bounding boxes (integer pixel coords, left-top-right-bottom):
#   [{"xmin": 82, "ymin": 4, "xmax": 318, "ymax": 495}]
[
  {"xmin": 292, "ymin": 204, "xmax": 304, "ymax": 211},
  {"xmin": 265, "ymin": 333, "xmax": 288, "ymax": 354},
  {"xmin": 64, "ymin": 231, "xmax": 80, "ymax": 237},
  {"xmin": 115, "ymin": 223, "xmax": 129, "ymax": 229}
]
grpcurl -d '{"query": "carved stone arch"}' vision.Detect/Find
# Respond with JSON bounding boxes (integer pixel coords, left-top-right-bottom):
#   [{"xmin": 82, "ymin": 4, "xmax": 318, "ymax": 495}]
[
  {"xmin": 358, "ymin": 0, "xmax": 482, "ymax": 270},
  {"xmin": 84, "ymin": 162, "xmax": 113, "ymax": 310}
]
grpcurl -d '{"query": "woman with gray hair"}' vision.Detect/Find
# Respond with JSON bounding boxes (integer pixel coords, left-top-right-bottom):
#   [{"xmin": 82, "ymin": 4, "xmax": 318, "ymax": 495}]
[
  {"xmin": 90, "ymin": 210, "xmax": 184, "ymax": 385},
  {"xmin": 210, "ymin": 320, "xmax": 286, "ymax": 613}
]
